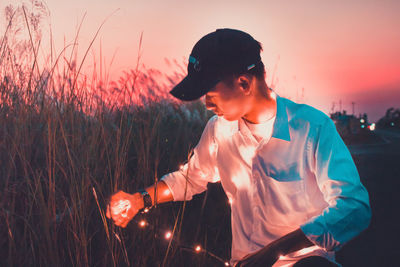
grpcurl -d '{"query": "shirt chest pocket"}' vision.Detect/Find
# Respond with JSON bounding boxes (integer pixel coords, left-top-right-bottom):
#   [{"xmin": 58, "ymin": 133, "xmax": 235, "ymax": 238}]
[
  {"xmin": 263, "ymin": 161, "xmax": 302, "ymax": 182},
  {"xmin": 255, "ymin": 161, "xmax": 308, "ymax": 226}
]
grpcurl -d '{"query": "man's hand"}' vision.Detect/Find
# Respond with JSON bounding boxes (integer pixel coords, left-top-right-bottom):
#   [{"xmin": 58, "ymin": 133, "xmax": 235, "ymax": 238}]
[
  {"xmin": 235, "ymin": 243, "xmax": 280, "ymax": 267},
  {"xmin": 235, "ymin": 228, "xmax": 314, "ymax": 267},
  {"xmin": 106, "ymin": 191, "xmax": 144, "ymax": 228}
]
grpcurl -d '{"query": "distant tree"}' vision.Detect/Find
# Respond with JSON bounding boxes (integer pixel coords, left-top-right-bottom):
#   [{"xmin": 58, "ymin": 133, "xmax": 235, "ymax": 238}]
[{"xmin": 377, "ymin": 107, "xmax": 400, "ymax": 129}]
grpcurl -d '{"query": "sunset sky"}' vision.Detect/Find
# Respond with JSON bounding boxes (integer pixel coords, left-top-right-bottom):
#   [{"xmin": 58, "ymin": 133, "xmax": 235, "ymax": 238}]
[{"xmin": 1, "ymin": 0, "xmax": 399, "ymax": 122}]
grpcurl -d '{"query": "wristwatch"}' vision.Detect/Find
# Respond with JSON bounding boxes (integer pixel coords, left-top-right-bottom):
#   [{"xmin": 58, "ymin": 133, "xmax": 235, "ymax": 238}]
[{"xmin": 138, "ymin": 189, "xmax": 152, "ymax": 213}]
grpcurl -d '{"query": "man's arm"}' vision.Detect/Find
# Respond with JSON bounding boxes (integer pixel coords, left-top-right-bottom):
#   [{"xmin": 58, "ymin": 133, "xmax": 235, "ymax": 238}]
[
  {"xmin": 236, "ymin": 228, "xmax": 313, "ymax": 267},
  {"xmin": 106, "ymin": 181, "xmax": 173, "ymax": 228},
  {"xmin": 107, "ymin": 115, "xmax": 220, "ymax": 227},
  {"xmin": 300, "ymin": 118, "xmax": 371, "ymax": 251},
  {"xmin": 142, "ymin": 180, "xmax": 175, "ymax": 208}
]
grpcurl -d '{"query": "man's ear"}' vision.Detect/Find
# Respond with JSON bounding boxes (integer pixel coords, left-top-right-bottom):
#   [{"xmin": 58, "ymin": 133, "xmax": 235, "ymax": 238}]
[{"xmin": 237, "ymin": 75, "xmax": 252, "ymax": 95}]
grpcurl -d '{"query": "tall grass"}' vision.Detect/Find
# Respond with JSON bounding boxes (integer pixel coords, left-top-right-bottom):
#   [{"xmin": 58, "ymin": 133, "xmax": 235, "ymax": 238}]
[{"xmin": 0, "ymin": 2, "xmax": 231, "ymax": 266}]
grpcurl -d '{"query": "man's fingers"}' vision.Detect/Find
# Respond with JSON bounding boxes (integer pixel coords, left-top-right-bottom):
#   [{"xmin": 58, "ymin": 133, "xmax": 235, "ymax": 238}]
[
  {"xmin": 121, "ymin": 220, "xmax": 129, "ymax": 228},
  {"xmin": 114, "ymin": 218, "xmax": 129, "ymax": 228},
  {"xmin": 113, "ymin": 217, "xmax": 123, "ymax": 226}
]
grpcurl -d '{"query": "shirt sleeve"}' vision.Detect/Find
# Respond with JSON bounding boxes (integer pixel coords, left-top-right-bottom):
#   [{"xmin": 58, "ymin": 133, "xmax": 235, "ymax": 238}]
[
  {"xmin": 161, "ymin": 115, "xmax": 220, "ymax": 201},
  {"xmin": 300, "ymin": 117, "xmax": 372, "ymax": 251}
]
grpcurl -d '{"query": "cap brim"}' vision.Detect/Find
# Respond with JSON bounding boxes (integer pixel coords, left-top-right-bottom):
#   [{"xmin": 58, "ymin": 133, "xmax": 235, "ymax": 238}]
[{"xmin": 169, "ymin": 75, "xmax": 220, "ymax": 101}]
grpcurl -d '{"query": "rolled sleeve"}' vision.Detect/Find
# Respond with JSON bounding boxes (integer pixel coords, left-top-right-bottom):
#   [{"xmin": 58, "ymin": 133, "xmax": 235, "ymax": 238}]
[
  {"xmin": 301, "ymin": 118, "xmax": 371, "ymax": 251},
  {"xmin": 161, "ymin": 115, "xmax": 220, "ymax": 201}
]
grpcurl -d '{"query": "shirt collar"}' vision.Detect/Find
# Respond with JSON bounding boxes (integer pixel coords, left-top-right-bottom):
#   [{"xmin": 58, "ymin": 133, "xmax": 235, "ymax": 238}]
[
  {"xmin": 271, "ymin": 95, "xmax": 291, "ymax": 141},
  {"xmin": 236, "ymin": 94, "xmax": 291, "ymax": 142}
]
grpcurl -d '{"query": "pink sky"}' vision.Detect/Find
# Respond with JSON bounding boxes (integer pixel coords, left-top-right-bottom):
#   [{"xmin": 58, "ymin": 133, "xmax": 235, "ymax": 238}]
[{"xmin": 2, "ymin": 0, "xmax": 399, "ymax": 122}]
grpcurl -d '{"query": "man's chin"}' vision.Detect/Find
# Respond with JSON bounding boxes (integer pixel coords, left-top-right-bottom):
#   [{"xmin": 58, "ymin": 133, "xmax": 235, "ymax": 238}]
[{"xmin": 220, "ymin": 115, "xmax": 238, "ymax": 121}]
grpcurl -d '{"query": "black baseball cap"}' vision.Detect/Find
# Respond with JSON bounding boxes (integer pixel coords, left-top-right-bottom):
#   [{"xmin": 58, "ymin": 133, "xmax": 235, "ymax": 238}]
[{"xmin": 169, "ymin": 28, "xmax": 262, "ymax": 101}]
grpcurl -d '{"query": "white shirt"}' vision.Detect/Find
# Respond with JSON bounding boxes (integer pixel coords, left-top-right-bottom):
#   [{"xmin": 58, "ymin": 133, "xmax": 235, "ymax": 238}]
[
  {"xmin": 161, "ymin": 95, "xmax": 371, "ymax": 266},
  {"xmin": 243, "ymin": 116, "xmax": 275, "ymax": 143}
]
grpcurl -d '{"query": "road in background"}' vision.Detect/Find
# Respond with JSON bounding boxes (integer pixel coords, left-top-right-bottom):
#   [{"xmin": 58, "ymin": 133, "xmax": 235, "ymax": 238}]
[
  {"xmin": 337, "ymin": 129, "xmax": 400, "ymax": 266},
  {"xmin": 349, "ymin": 129, "xmax": 400, "ymax": 155}
]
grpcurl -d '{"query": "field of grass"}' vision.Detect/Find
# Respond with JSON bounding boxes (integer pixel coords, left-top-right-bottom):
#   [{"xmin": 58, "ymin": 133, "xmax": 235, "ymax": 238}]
[
  {"xmin": 0, "ymin": 79, "xmax": 227, "ymax": 266},
  {"xmin": 0, "ymin": 3, "xmax": 236, "ymax": 266},
  {"xmin": 0, "ymin": 58, "xmax": 233, "ymax": 266}
]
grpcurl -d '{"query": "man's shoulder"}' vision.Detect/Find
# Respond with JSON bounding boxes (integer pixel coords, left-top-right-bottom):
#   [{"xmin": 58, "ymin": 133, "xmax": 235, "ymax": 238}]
[
  {"xmin": 204, "ymin": 115, "xmax": 237, "ymax": 139},
  {"xmin": 282, "ymin": 97, "xmax": 331, "ymax": 127}
]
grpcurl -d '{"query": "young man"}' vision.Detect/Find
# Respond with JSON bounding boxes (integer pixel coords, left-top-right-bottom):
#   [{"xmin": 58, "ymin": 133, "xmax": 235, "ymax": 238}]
[{"xmin": 106, "ymin": 29, "xmax": 371, "ymax": 267}]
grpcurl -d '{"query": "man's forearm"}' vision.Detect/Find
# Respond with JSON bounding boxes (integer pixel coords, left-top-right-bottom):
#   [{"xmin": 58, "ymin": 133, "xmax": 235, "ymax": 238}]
[
  {"xmin": 141, "ymin": 180, "xmax": 174, "ymax": 208},
  {"xmin": 271, "ymin": 228, "xmax": 314, "ymax": 256}
]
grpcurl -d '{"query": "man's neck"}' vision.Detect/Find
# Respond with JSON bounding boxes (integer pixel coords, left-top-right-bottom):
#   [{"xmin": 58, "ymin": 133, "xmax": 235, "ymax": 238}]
[{"xmin": 242, "ymin": 82, "xmax": 277, "ymax": 124}]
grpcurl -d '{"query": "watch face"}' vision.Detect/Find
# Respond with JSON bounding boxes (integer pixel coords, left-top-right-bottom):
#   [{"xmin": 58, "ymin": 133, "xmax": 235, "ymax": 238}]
[{"xmin": 140, "ymin": 190, "xmax": 152, "ymax": 209}]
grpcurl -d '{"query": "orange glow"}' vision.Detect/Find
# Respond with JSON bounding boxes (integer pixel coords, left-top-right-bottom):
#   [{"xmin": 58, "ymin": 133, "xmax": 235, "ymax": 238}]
[
  {"xmin": 224, "ymin": 262, "xmax": 230, "ymax": 266},
  {"xmin": 165, "ymin": 231, "xmax": 172, "ymax": 240},
  {"xmin": 139, "ymin": 220, "xmax": 147, "ymax": 228},
  {"xmin": 195, "ymin": 245, "xmax": 201, "ymax": 252},
  {"xmin": 143, "ymin": 208, "xmax": 149, "ymax": 213}
]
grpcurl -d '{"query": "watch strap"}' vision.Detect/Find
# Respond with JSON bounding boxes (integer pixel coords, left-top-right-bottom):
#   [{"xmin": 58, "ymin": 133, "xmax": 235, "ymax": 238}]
[{"xmin": 138, "ymin": 189, "xmax": 152, "ymax": 211}]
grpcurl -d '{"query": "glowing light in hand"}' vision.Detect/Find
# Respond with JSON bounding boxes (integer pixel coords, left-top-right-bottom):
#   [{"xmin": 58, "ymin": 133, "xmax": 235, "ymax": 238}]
[
  {"xmin": 225, "ymin": 262, "xmax": 230, "ymax": 266},
  {"xmin": 112, "ymin": 199, "xmax": 131, "ymax": 218}
]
